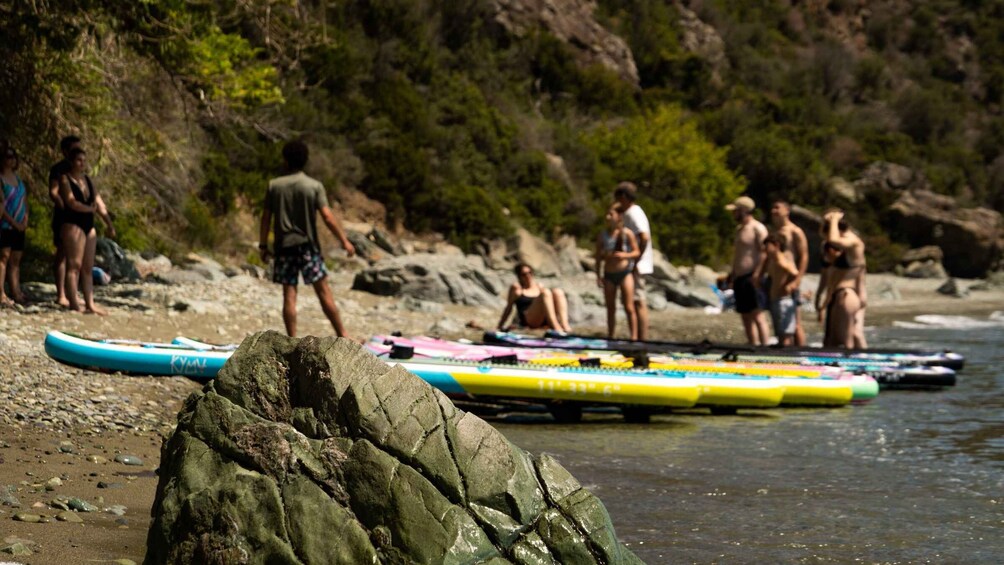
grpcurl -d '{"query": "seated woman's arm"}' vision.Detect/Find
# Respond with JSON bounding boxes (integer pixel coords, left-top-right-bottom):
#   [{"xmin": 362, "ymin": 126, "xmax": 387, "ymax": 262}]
[{"xmin": 497, "ymin": 284, "xmax": 518, "ymax": 330}]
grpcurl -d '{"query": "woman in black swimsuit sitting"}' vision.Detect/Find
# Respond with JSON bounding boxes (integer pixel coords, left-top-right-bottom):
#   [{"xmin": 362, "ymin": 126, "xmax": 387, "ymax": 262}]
[
  {"xmin": 497, "ymin": 263, "xmax": 572, "ymax": 333},
  {"xmin": 59, "ymin": 148, "xmax": 115, "ymax": 314}
]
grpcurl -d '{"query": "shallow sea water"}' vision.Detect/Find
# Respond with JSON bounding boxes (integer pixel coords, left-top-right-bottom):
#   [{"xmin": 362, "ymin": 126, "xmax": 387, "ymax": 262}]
[{"xmin": 495, "ymin": 313, "xmax": 1004, "ymax": 564}]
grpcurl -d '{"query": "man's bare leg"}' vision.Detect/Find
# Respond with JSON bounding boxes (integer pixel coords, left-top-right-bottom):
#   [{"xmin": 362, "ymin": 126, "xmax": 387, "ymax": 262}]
[
  {"xmin": 312, "ymin": 276, "xmax": 349, "ymax": 338},
  {"xmin": 742, "ymin": 311, "xmax": 770, "ymax": 345},
  {"xmin": 283, "ymin": 284, "xmax": 298, "ymax": 337},
  {"xmin": 754, "ymin": 311, "xmax": 770, "ymax": 345},
  {"xmin": 794, "ymin": 307, "xmax": 806, "ymax": 346},
  {"xmin": 635, "ymin": 298, "xmax": 649, "ymax": 341}
]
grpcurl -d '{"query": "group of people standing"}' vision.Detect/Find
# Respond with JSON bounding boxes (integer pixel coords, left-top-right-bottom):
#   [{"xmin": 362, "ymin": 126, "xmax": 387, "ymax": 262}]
[
  {"xmin": 723, "ymin": 195, "xmax": 867, "ymax": 349},
  {"xmin": 0, "ymin": 135, "xmax": 114, "ymax": 313},
  {"xmin": 497, "ymin": 187, "xmax": 868, "ymax": 350}
]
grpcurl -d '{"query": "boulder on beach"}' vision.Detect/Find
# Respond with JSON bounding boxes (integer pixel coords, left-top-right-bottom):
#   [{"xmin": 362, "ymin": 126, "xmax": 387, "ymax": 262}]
[
  {"xmin": 146, "ymin": 331, "xmax": 642, "ymax": 565},
  {"xmin": 888, "ymin": 190, "xmax": 1003, "ymax": 278},
  {"xmin": 95, "ymin": 238, "xmax": 140, "ymax": 282},
  {"xmin": 352, "ymin": 254, "xmax": 505, "ymax": 307}
]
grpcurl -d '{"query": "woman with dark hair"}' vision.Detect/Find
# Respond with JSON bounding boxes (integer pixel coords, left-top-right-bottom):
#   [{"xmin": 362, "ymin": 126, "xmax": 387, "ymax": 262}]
[
  {"xmin": 596, "ymin": 204, "xmax": 640, "ymax": 339},
  {"xmin": 0, "ymin": 146, "xmax": 29, "ymax": 305},
  {"xmin": 59, "ymin": 148, "xmax": 115, "ymax": 314},
  {"xmin": 819, "ymin": 209, "xmax": 867, "ymax": 348},
  {"xmin": 497, "ymin": 263, "xmax": 572, "ymax": 333}
]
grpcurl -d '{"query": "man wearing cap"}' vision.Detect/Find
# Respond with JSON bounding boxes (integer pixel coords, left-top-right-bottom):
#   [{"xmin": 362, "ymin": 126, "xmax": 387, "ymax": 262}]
[
  {"xmin": 613, "ymin": 181, "xmax": 653, "ymax": 340},
  {"xmin": 724, "ymin": 195, "xmax": 770, "ymax": 345}
]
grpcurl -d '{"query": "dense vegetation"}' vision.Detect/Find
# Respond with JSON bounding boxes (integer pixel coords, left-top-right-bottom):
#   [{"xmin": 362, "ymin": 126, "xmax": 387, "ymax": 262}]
[{"xmin": 1, "ymin": 0, "xmax": 1002, "ymax": 272}]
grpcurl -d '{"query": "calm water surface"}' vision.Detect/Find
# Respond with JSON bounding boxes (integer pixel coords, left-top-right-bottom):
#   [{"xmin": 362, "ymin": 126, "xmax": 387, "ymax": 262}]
[{"xmin": 495, "ymin": 313, "xmax": 1004, "ymax": 564}]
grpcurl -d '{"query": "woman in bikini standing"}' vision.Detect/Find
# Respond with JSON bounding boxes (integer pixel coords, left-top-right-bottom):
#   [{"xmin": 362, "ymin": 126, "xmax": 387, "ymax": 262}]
[
  {"xmin": 497, "ymin": 263, "xmax": 572, "ymax": 333},
  {"xmin": 820, "ymin": 210, "xmax": 866, "ymax": 348},
  {"xmin": 596, "ymin": 204, "xmax": 641, "ymax": 339},
  {"xmin": 59, "ymin": 148, "xmax": 115, "ymax": 314}
]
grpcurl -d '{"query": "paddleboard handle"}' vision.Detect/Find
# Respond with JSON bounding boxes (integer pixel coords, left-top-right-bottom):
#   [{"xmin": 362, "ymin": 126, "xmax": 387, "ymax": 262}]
[{"xmin": 389, "ymin": 344, "xmax": 414, "ymax": 359}]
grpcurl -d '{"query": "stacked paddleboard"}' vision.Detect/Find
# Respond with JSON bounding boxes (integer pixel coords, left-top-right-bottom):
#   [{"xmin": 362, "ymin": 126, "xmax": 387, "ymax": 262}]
[
  {"xmin": 483, "ymin": 331, "xmax": 960, "ymax": 389},
  {"xmin": 367, "ymin": 335, "xmax": 877, "ymax": 408}
]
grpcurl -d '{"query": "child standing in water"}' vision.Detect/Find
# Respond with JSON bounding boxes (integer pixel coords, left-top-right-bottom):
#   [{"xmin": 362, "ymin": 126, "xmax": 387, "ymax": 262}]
[
  {"xmin": 596, "ymin": 204, "xmax": 641, "ymax": 339},
  {"xmin": 763, "ymin": 234, "xmax": 799, "ymax": 346}
]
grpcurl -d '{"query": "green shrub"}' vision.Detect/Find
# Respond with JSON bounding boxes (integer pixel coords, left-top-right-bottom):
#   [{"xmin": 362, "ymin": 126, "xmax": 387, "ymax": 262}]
[{"xmin": 584, "ymin": 104, "xmax": 746, "ymax": 263}]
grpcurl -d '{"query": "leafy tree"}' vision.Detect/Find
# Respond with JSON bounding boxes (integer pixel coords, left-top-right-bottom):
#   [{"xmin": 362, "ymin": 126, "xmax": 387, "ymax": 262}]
[{"xmin": 584, "ymin": 105, "xmax": 746, "ymax": 263}]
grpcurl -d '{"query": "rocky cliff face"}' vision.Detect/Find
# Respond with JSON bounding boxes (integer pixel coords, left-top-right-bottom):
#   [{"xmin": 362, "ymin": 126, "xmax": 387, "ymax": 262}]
[
  {"xmin": 145, "ymin": 331, "xmax": 642, "ymax": 564},
  {"xmin": 491, "ymin": 0, "xmax": 639, "ymax": 85},
  {"xmin": 888, "ymin": 190, "xmax": 1003, "ymax": 278}
]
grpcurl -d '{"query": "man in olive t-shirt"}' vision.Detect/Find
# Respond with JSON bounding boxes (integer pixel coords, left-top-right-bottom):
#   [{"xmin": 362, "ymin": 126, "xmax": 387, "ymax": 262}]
[{"xmin": 259, "ymin": 140, "xmax": 355, "ymax": 337}]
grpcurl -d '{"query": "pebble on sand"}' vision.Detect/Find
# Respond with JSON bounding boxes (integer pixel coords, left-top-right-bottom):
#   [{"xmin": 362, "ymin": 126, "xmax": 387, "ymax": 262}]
[
  {"xmin": 55, "ymin": 510, "xmax": 83, "ymax": 523},
  {"xmin": 114, "ymin": 454, "xmax": 143, "ymax": 466}
]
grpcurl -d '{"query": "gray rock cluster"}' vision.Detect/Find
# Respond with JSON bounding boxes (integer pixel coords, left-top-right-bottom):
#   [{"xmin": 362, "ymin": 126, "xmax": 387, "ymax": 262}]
[
  {"xmin": 490, "ymin": 0, "xmax": 639, "ymax": 85},
  {"xmin": 146, "ymin": 332, "xmax": 642, "ymax": 564}
]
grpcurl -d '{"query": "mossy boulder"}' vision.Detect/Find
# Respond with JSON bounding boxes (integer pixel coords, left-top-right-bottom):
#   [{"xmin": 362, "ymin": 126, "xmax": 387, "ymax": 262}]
[{"xmin": 145, "ymin": 331, "xmax": 643, "ymax": 565}]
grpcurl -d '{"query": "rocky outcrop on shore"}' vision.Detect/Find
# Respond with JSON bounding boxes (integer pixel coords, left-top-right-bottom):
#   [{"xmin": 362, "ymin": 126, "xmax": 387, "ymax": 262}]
[
  {"xmin": 146, "ymin": 331, "xmax": 642, "ymax": 564},
  {"xmin": 888, "ymin": 189, "xmax": 1003, "ymax": 278}
]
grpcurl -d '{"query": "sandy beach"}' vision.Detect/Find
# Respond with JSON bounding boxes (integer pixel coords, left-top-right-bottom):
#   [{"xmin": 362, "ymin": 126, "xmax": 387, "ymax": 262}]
[{"xmin": 1, "ymin": 268, "xmax": 1001, "ymax": 564}]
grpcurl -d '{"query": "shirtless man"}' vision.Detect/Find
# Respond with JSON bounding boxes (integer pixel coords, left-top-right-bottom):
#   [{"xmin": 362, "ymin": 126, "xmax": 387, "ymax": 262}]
[
  {"xmin": 724, "ymin": 196, "xmax": 770, "ymax": 345},
  {"xmin": 822, "ymin": 209, "xmax": 867, "ymax": 348},
  {"xmin": 768, "ymin": 199, "xmax": 809, "ymax": 345}
]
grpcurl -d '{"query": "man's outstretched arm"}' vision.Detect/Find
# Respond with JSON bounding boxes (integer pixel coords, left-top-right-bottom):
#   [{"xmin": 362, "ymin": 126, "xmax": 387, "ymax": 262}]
[{"xmin": 319, "ymin": 206, "xmax": 355, "ymax": 257}]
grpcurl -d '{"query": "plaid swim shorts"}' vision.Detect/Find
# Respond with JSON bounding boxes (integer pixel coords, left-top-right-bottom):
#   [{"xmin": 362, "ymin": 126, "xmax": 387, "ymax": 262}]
[{"xmin": 272, "ymin": 244, "xmax": 327, "ymax": 286}]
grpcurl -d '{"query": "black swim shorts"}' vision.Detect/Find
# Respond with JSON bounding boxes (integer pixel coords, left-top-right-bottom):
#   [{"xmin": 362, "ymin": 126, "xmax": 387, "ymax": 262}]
[
  {"xmin": 0, "ymin": 229, "xmax": 25, "ymax": 252},
  {"xmin": 733, "ymin": 273, "xmax": 766, "ymax": 314}
]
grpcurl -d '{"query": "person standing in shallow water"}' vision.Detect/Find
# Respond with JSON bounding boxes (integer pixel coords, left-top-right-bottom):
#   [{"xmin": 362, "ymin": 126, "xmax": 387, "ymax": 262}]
[
  {"xmin": 259, "ymin": 140, "xmax": 355, "ymax": 338},
  {"xmin": 722, "ymin": 195, "xmax": 770, "ymax": 345},
  {"xmin": 49, "ymin": 135, "xmax": 81, "ymax": 307}
]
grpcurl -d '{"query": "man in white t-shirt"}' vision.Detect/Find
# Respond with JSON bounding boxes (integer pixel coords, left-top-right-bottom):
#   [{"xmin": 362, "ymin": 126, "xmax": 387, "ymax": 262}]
[{"xmin": 613, "ymin": 182, "xmax": 653, "ymax": 340}]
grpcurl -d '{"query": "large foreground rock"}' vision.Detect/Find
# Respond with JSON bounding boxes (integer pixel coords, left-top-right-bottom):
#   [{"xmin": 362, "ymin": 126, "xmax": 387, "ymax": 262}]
[{"xmin": 146, "ymin": 332, "xmax": 641, "ymax": 564}]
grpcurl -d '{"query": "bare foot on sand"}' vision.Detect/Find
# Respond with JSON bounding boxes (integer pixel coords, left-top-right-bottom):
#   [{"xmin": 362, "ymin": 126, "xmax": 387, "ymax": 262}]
[
  {"xmin": 84, "ymin": 305, "xmax": 108, "ymax": 316},
  {"xmin": 57, "ymin": 297, "xmax": 71, "ymax": 307}
]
